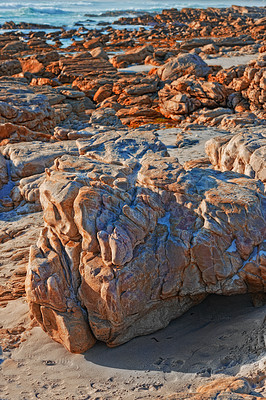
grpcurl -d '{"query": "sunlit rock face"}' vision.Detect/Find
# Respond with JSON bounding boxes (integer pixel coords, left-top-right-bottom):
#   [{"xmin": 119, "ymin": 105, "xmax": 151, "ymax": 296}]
[
  {"xmin": 205, "ymin": 130, "xmax": 266, "ymax": 184},
  {"xmin": 26, "ymin": 130, "xmax": 266, "ymax": 353}
]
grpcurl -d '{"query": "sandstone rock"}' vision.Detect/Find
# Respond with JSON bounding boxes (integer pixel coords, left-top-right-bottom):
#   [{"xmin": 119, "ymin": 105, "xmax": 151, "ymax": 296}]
[
  {"xmin": 58, "ymin": 52, "xmax": 116, "ymax": 83},
  {"xmin": 18, "ymin": 173, "xmax": 45, "ymax": 209},
  {"xmin": 110, "ymin": 45, "xmax": 154, "ymax": 68},
  {"xmin": 166, "ymin": 377, "xmax": 255, "ymax": 400},
  {"xmin": 0, "ymin": 152, "xmax": 8, "ymax": 189},
  {"xmin": 205, "ymin": 129, "xmax": 266, "ymax": 182},
  {"xmin": 20, "ymin": 51, "xmax": 60, "ymax": 78},
  {"xmin": 217, "ymin": 112, "xmax": 263, "ymax": 130},
  {"xmin": 30, "ymin": 77, "xmax": 60, "ymax": 87},
  {"xmin": 0, "ymin": 78, "xmax": 55, "ymax": 132},
  {"xmin": 201, "ymin": 43, "xmax": 219, "ymax": 54},
  {"xmin": 193, "ymin": 108, "xmax": 233, "ymax": 125},
  {"xmin": 157, "ymin": 54, "xmax": 210, "ymax": 81},
  {"xmin": 93, "ymin": 84, "xmax": 113, "ymax": 103},
  {"xmin": 1, "ymin": 140, "xmax": 79, "ymax": 180},
  {"xmin": 1, "ymin": 41, "xmax": 29, "ymax": 55},
  {"xmin": 180, "ymin": 38, "xmax": 215, "ymax": 51},
  {"xmin": 83, "ymin": 38, "xmax": 104, "ymax": 50},
  {"xmin": 20, "ymin": 58, "xmax": 45, "ymax": 75},
  {"xmin": 0, "ymin": 212, "xmax": 43, "ymax": 306},
  {"xmin": 159, "ymin": 76, "xmax": 227, "ymax": 119},
  {"xmin": 26, "ymin": 130, "xmax": 266, "ymax": 353},
  {"xmin": 0, "ymin": 123, "xmax": 51, "ymax": 145},
  {"xmin": 90, "ymin": 107, "xmax": 122, "ymax": 126},
  {"xmin": 90, "ymin": 47, "xmax": 109, "ymax": 60}
]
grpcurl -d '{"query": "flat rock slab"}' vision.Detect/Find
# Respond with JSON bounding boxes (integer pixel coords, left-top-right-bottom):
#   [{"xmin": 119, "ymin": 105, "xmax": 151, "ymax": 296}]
[{"xmin": 1, "ymin": 140, "xmax": 79, "ymax": 180}]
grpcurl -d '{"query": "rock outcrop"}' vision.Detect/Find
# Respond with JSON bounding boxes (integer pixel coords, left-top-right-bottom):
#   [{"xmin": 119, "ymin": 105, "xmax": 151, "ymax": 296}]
[
  {"xmin": 26, "ymin": 130, "xmax": 266, "ymax": 353},
  {"xmin": 110, "ymin": 45, "xmax": 154, "ymax": 68},
  {"xmin": 205, "ymin": 129, "xmax": 266, "ymax": 183},
  {"xmin": 0, "ymin": 78, "xmax": 55, "ymax": 132},
  {"xmin": 157, "ymin": 53, "xmax": 210, "ymax": 81},
  {"xmin": 159, "ymin": 76, "xmax": 227, "ymax": 119},
  {"xmin": 165, "ymin": 376, "xmax": 264, "ymax": 400}
]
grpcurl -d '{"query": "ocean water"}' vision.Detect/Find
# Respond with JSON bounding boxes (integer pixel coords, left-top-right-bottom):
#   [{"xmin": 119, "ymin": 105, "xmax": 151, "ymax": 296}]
[{"xmin": 0, "ymin": 0, "xmax": 265, "ymax": 29}]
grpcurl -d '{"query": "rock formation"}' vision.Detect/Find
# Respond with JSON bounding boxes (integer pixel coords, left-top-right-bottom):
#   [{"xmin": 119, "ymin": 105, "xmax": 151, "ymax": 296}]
[
  {"xmin": 25, "ymin": 130, "xmax": 266, "ymax": 353},
  {"xmin": 205, "ymin": 129, "xmax": 266, "ymax": 183},
  {"xmin": 0, "ymin": 78, "xmax": 55, "ymax": 132}
]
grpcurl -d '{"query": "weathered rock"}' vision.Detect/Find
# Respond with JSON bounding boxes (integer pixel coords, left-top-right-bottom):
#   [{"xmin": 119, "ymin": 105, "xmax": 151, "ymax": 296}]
[
  {"xmin": 206, "ymin": 129, "xmax": 266, "ymax": 182},
  {"xmin": 0, "ymin": 60, "xmax": 22, "ymax": 77},
  {"xmin": 93, "ymin": 84, "xmax": 113, "ymax": 103},
  {"xmin": 165, "ymin": 376, "xmax": 257, "ymax": 400},
  {"xmin": 20, "ymin": 51, "xmax": 60, "ymax": 76},
  {"xmin": 26, "ymin": 130, "xmax": 266, "ymax": 353},
  {"xmin": 83, "ymin": 38, "xmax": 104, "ymax": 50},
  {"xmin": 90, "ymin": 47, "xmax": 109, "ymax": 61},
  {"xmin": 0, "ymin": 78, "xmax": 55, "ymax": 132},
  {"xmin": 90, "ymin": 107, "xmax": 122, "ymax": 126},
  {"xmin": 0, "ymin": 123, "xmax": 51, "ymax": 145},
  {"xmin": 110, "ymin": 45, "xmax": 154, "ymax": 68},
  {"xmin": 157, "ymin": 54, "xmax": 210, "ymax": 81},
  {"xmin": 0, "ymin": 152, "xmax": 8, "ymax": 189},
  {"xmin": 159, "ymin": 76, "xmax": 227, "ymax": 119},
  {"xmin": 1, "ymin": 140, "xmax": 79, "ymax": 180},
  {"xmin": 0, "ymin": 212, "xmax": 43, "ymax": 307},
  {"xmin": 1, "ymin": 41, "xmax": 29, "ymax": 55},
  {"xmin": 201, "ymin": 43, "xmax": 219, "ymax": 54},
  {"xmin": 58, "ymin": 52, "xmax": 116, "ymax": 83},
  {"xmin": 217, "ymin": 112, "xmax": 264, "ymax": 130}
]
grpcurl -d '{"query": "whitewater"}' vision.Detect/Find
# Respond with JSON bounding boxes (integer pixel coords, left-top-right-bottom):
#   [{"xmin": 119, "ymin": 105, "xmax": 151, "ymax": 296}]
[{"xmin": 0, "ymin": 0, "xmax": 265, "ymax": 29}]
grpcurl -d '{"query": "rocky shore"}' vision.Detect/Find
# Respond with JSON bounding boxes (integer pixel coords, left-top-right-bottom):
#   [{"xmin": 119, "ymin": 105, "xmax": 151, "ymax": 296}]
[{"xmin": 0, "ymin": 5, "xmax": 265, "ymax": 400}]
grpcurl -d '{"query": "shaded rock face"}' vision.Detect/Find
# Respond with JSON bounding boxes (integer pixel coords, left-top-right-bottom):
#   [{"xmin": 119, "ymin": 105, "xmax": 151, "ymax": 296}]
[
  {"xmin": 0, "ymin": 60, "xmax": 22, "ymax": 77},
  {"xmin": 26, "ymin": 131, "xmax": 266, "ymax": 353}
]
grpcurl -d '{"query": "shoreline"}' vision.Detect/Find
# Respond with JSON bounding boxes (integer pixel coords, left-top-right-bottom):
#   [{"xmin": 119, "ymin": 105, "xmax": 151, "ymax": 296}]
[{"xmin": 0, "ymin": 4, "xmax": 265, "ymax": 30}]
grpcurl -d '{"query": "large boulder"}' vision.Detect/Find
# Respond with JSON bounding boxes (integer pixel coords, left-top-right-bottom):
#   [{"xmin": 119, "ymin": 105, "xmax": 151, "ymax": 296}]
[
  {"xmin": 26, "ymin": 130, "xmax": 266, "ymax": 353},
  {"xmin": 157, "ymin": 53, "xmax": 210, "ymax": 81}
]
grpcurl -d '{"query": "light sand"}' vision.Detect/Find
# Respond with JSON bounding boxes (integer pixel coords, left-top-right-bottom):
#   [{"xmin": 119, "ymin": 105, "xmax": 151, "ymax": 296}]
[
  {"xmin": 156, "ymin": 126, "xmax": 230, "ymax": 163},
  {"xmin": 1, "ymin": 295, "xmax": 265, "ymax": 400},
  {"xmin": 117, "ymin": 52, "xmax": 263, "ymax": 73},
  {"xmin": 205, "ymin": 54, "xmax": 258, "ymax": 68},
  {"xmin": 118, "ymin": 64, "xmax": 156, "ymax": 73}
]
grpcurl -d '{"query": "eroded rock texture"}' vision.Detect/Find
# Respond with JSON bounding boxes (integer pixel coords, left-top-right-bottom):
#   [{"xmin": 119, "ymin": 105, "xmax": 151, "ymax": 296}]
[
  {"xmin": 26, "ymin": 131, "xmax": 266, "ymax": 353},
  {"xmin": 0, "ymin": 78, "xmax": 55, "ymax": 132},
  {"xmin": 206, "ymin": 129, "xmax": 266, "ymax": 183}
]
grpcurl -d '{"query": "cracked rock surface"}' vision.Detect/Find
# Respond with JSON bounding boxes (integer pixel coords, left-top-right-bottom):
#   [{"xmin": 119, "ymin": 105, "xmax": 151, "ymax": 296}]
[{"xmin": 25, "ymin": 130, "xmax": 266, "ymax": 353}]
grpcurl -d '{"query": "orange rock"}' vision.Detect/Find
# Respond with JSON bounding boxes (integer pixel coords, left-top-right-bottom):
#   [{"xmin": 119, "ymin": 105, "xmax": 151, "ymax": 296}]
[{"xmin": 26, "ymin": 130, "xmax": 266, "ymax": 353}]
